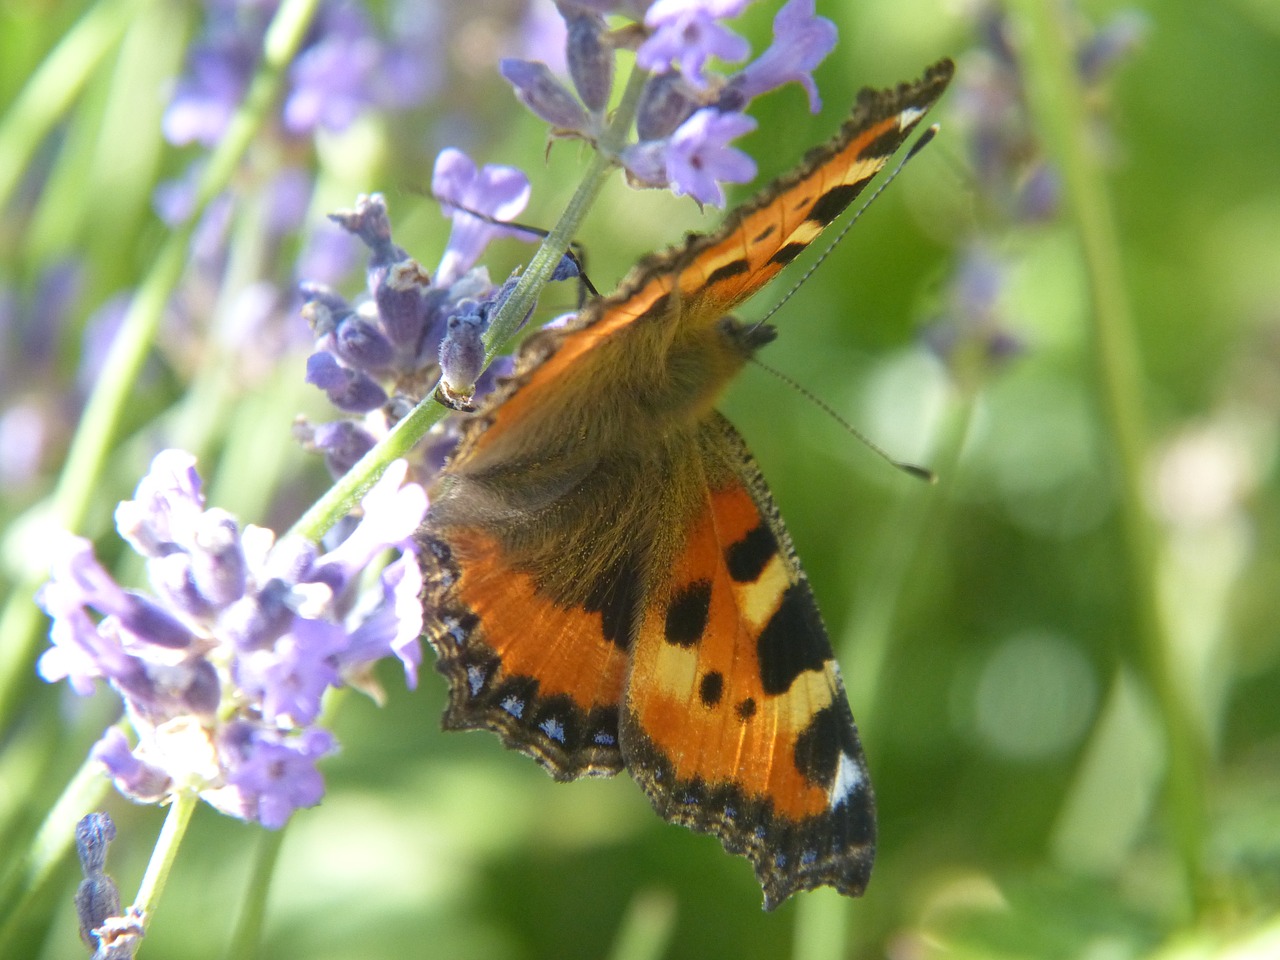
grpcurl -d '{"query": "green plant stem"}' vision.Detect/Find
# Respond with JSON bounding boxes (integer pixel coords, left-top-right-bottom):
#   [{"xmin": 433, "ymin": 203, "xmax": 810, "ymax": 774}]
[
  {"xmin": 1010, "ymin": 0, "xmax": 1208, "ymax": 908},
  {"xmin": 289, "ymin": 66, "xmax": 650, "ymax": 542},
  {"xmin": 133, "ymin": 792, "xmax": 198, "ymax": 937},
  {"xmin": 0, "ymin": 0, "xmax": 322, "ymax": 731},
  {"xmin": 483, "ymin": 67, "xmax": 649, "ymax": 359},
  {"xmin": 223, "ymin": 830, "xmax": 286, "ymax": 960}
]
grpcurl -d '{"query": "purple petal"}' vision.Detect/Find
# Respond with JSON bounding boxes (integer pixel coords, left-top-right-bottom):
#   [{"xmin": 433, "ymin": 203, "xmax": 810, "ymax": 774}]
[
  {"xmin": 665, "ymin": 108, "xmax": 758, "ymax": 206},
  {"xmin": 341, "ymin": 552, "xmax": 424, "ymax": 688},
  {"xmin": 235, "ymin": 618, "xmax": 344, "ymax": 726},
  {"xmin": 304, "ymin": 352, "xmax": 388, "ymax": 413},
  {"xmin": 727, "ymin": 0, "xmax": 836, "ymax": 112},
  {"xmin": 91, "ymin": 728, "xmax": 172, "ymax": 803},
  {"xmin": 114, "ymin": 450, "xmax": 205, "ymax": 556},
  {"xmin": 619, "ymin": 140, "xmax": 672, "ymax": 188},
  {"xmin": 312, "ymin": 461, "xmax": 427, "ymax": 594},
  {"xmin": 218, "ymin": 726, "xmax": 336, "ymax": 829},
  {"xmin": 431, "ymin": 148, "xmax": 533, "ymax": 286},
  {"xmin": 498, "ymin": 58, "xmax": 590, "ymax": 131},
  {"xmin": 565, "ymin": 10, "xmax": 614, "ymax": 113},
  {"xmin": 639, "ymin": 0, "xmax": 751, "ymax": 88}
]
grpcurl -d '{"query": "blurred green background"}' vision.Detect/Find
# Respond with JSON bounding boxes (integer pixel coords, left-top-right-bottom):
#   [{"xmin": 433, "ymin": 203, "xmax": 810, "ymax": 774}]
[{"xmin": 1, "ymin": 0, "xmax": 1278, "ymax": 958}]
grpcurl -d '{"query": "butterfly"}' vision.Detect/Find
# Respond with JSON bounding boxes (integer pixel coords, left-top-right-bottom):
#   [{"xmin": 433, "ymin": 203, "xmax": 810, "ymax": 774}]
[{"xmin": 417, "ymin": 59, "xmax": 954, "ymax": 910}]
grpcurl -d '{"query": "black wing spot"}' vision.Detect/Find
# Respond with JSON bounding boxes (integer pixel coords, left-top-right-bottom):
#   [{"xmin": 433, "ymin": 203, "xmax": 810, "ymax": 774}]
[
  {"xmin": 735, "ymin": 697, "xmax": 757, "ymax": 721},
  {"xmin": 792, "ymin": 704, "xmax": 849, "ymax": 788},
  {"xmin": 706, "ymin": 260, "xmax": 750, "ymax": 286},
  {"xmin": 726, "ymin": 524, "xmax": 776, "ymax": 583},
  {"xmin": 864, "ymin": 127, "xmax": 904, "ymax": 160},
  {"xmin": 757, "ymin": 584, "xmax": 829, "ymax": 695},
  {"xmin": 665, "ymin": 579, "xmax": 712, "ymax": 647},
  {"xmin": 806, "ymin": 183, "xmax": 860, "ymax": 226},
  {"xmin": 768, "ymin": 242, "xmax": 807, "ymax": 267},
  {"xmin": 699, "ymin": 670, "xmax": 724, "ymax": 707},
  {"xmin": 752, "ymin": 225, "xmax": 777, "ymax": 243}
]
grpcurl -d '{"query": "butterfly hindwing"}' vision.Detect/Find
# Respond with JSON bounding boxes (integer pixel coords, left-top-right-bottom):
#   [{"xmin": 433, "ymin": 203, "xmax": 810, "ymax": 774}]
[
  {"xmin": 621, "ymin": 413, "xmax": 873, "ymax": 909},
  {"xmin": 420, "ymin": 525, "xmax": 628, "ymax": 779}
]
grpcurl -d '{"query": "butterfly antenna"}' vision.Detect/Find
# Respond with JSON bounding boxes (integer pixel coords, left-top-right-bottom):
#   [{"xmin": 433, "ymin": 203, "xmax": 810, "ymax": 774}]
[
  {"xmin": 750, "ymin": 357, "xmax": 936, "ymax": 483},
  {"xmin": 754, "ymin": 123, "xmax": 940, "ymax": 330},
  {"xmin": 431, "ymin": 195, "xmax": 600, "ymax": 302}
]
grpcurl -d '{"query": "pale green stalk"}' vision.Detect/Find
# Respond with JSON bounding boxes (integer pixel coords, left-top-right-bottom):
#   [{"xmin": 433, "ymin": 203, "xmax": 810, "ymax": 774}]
[
  {"xmin": 606, "ymin": 890, "xmax": 678, "ymax": 960},
  {"xmin": 131, "ymin": 792, "xmax": 199, "ymax": 945},
  {"xmin": 1009, "ymin": 0, "xmax": 1207, "ymax": 907}
]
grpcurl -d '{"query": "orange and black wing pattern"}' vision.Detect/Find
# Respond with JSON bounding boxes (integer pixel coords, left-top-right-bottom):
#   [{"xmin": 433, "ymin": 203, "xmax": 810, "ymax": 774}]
[
  {"xmin": 418, "ymin": 60, "xmax": 953, "ymax": 906},
  {"xmin": 622, "ymin": 415, "xmax": 874, "ymax": 909}
]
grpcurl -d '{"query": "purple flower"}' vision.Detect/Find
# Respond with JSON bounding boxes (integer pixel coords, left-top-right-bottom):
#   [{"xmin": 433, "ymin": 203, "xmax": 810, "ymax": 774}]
[
  {"xmin": 953, "ymin": 4, "xmax": 1143, "ymax": 225},
  {"xmin": 432, "ymin": 149, "xmax": 533, "ymax": 287},
  {"xmin": 213, "ymin": 725, "xmax": 336, "ymax": 830},
  {"xmin": 638, "ymin": 0, "xmax": 752, "ymax": 89},
  {"xmin": 305, "ymin": 351, "xmax": 388, "ymax": 413},
  {"xmin": 236, "ymin": 618, "xmax": 345, "ymax": 725},
  {"xmin": 1077, "ymin": 10, "xmax": 1148, "ymax": 84},
  {"xmin": 307, "ymin": 184, "xmax": 533, "ymax": 447},
  {"xmin": 162, "ymin": 29, "xmax": 257, "ymax": 148},
  {"xmin": 39, "ymin": 450, "xmax": 427, "ymax": 829},
  {"xmin": 564, "ymin": 9, "xmax": 614, "ymax": 113},
  {"xmin": 91, "ymin": 729, "xmax": 172, "ymax": 803},
  {"xmin": 664, "ymin": 108, "xmax": 758, "ymax": 205},
  {"xmin": 726, "ymin": 0, "xmax": 836, "ymax": 112}
]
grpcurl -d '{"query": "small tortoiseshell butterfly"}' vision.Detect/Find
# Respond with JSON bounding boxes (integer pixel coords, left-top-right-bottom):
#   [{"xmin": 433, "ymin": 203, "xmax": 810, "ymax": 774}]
[{"xmin": 418, "ymin": 59, "xmax": 954, "ymax": 909}]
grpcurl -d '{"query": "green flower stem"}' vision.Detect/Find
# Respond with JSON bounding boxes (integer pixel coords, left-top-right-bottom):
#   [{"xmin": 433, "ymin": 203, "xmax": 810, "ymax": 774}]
[
  {"xmin": 133, "ymin": 791, "xmax": 198, "ymax": 938},
  {"xmin": 0, "ymin": 0, "xmax": 322, "ymax": 728},
  {"xmin": 0, "ymin": 0, "xmax": 154, "ymax": 212},
  {"xmin": 289, "ymin": 65, "xmax": 651, "ymax": 542},
  {"xmin": 223, "ymin": 830, "xmax": 286, "ymax": 960},
  {"xmin": 0, "ymin": 739, "xmax": 114, "ymax": 939},
  {"xmin": 1011, "ymin": 0, "xmax": 1208, "ymax": 905}
]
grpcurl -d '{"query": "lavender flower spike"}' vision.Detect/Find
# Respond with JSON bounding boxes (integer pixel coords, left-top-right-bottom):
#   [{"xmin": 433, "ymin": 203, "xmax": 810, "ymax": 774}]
[{"xmin": 38, "ymin": 450, "xmax": 428, "ymax": 830}]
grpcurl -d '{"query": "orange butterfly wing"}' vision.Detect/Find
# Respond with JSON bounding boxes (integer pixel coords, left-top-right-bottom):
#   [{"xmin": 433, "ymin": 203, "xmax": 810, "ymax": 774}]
[
  {"xmin": 622, "ymin": 413, "xmax": 875, "ymax": 908},
  {"xmin": 418, "ymin": 59, "xmax": 953, "ymax": 906}
]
